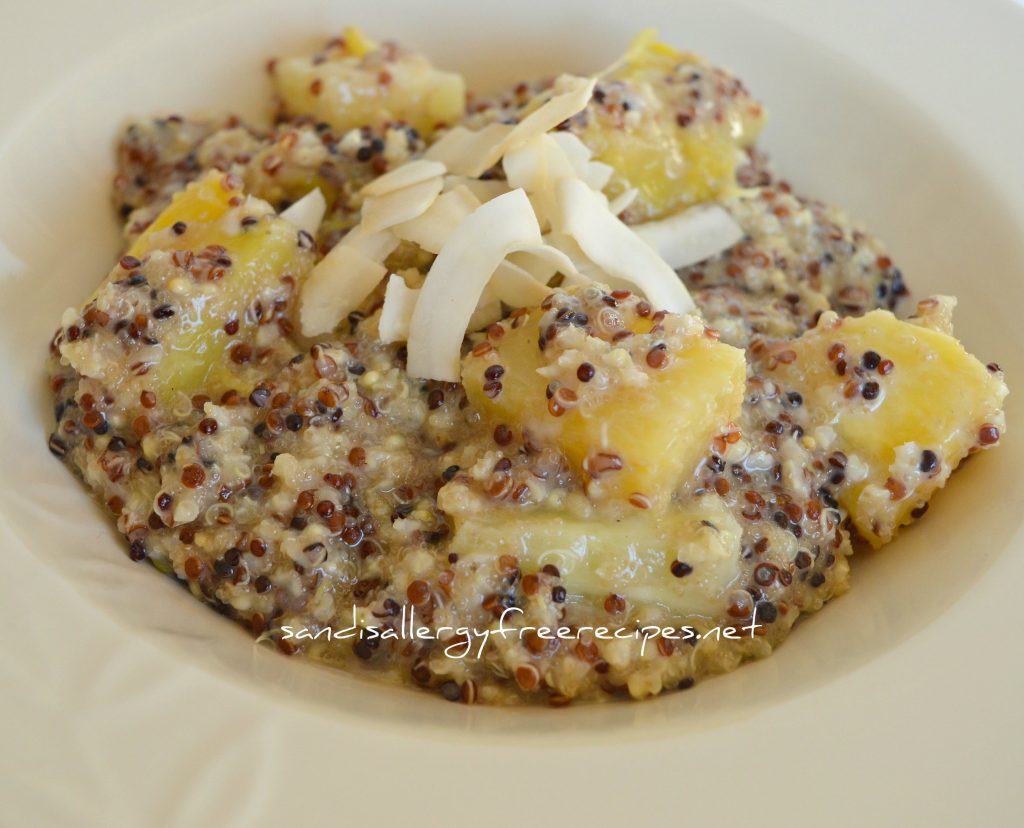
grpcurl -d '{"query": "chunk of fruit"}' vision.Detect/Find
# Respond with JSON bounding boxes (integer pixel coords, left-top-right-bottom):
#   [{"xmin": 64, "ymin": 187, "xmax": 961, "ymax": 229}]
[
  {"xmin": 271, "ymin": 27, "xmax": 465, "ymax": 139},
  {"xmin": 60, "ymin": 172, "xmax": 315, "ymax": 412},
  {"xmin": 448, "ymin": 495, "xmax": 742, "ymax": 617},
  {"xmin": 574, "ymin": 31, "xmax": 765, "ymax": 220},
  {"xmin": 462, "ymin": 288, "xmax": 747, "ymax": 504},
  {"xmin": 766, "ymin": 306, "xmax": 1007, "ymax": 546}
]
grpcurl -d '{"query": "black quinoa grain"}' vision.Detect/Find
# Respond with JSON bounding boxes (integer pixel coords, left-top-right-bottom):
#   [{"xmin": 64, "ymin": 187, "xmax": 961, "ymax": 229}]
[
  {"xmin": 919, "ymin": 450, "xmax": 938, "ymax": 473},
  {"xmin": 440, "ymin": 680, "xmax": 461, "ymax": 702},
  {"xmin": 249, "ymin": 386, "xmax": 270, "ymax": 407},
  {"xmin": 128, "ymin": 539, "xmax": 147, "ymax": 561},
  {"xmin": 285, "ymin": 413, "xmax": 304, "ymax": 431},
  {"xmin": 442, "ymin": 464, "xmax": 460, "ymax": 481},
  {"xmin": 862, "ymin": 381, "xmax": 880, "ymax": 400},
  {"xmin": 551, "ymin": 585, "xmax": 567, "ymax": 603},
  {"xmin": 671, "ymin": 560, "xmax": 693, "ymax": 577},
  {"xmin": 576, "ymin": 362, "xmax": 595, "ymax": 382},
  {"xmin": 862, "ymin": 350, "xmax": 881, "ymax": 370},
  {"xmin": 755, "ymin": 601, "xmax": 778, "ymax": 623},
  {"xmin": 255, "ymin": 575, "xmax": 272, "ymax": 593},
  {"xmin": 809, "ymin": 572, "xmax": 826, "ymax": 588}
]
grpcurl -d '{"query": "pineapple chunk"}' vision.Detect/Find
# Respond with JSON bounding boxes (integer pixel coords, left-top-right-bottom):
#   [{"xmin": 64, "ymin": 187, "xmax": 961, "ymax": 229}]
[
  {"xmin": 62, "ymin": 172, "xmax": 315, "ymax": 410},
  {"xmin": 271, "ymin": 27, "xmax": 465, "ymax": 139},
  {"xmin": 767, "ymin": 307, "xmax": 1007, "ymax": 546},
  {"xmin": 448, "ymin": 496, "xmax": 742, "ymax": 617},
  {"xmin": 575, "ymin": 32, "xmax": 765, "ymax": 220},
  {"xmin": 462, "ymin": 288, "xmax": 747, "ymax": 504}
]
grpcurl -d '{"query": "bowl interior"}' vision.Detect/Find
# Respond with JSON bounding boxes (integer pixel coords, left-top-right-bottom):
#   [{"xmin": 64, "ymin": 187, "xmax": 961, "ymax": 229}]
[{"xmin": 1, "ymin": 0, "xmax": 1020, "ymax": 742}]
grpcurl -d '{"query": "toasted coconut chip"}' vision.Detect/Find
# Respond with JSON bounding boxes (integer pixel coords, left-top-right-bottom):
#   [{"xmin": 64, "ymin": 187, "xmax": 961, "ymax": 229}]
[
  {"xmin": 361, "ymin": 159, "xmax": 447, "ymax": 198},
  {"xmin": 424, "ymin": 123, "xmax": 515, "ymax": 177},
  {"xmin": 378, "ymin": 274, "xmax": 420, "ymax": 343},
  {"xmin": 425, "ymin": 75, "xmax": 595, "ymax": 178},
  {"xmin": 510, "ymin": 244, "xmax": 579, "ymax": 284},
  {"xmin": 279, "ymin": 188, "xmax": 326, "ymax": 236},
  {"xmin": 506, "ymin": 74, "xmax": 596, "ymax": 155},
  {"xmin": 582, "ymin": 161, "xmax": 614, "ymax": 191},
  {"xmin": 300, "ymin": 245, "xmax": 388, "ymax": 337},
  {"xmin": 442, "ymin": 175, "xmax": 510, "ymax": 202},
  {"xmin": 468, "ymin": 296, "xmax": 504, "ymax": 331},
  {"xmin": 549, "ymin": 131, "xmax": 593, "ymax": 169},
  {"xmin": 503, "ymin": 134, "xmax": 577, "ymax": 229},
  {"xmin": 549, "ymin": 131, "xmax": 611, "ymax": 191},
  {"xmin": 608, "ymin": 187, "xmax": 639, "ymax": 216},
  {"xmin": 407, "ymin": 189, "xmax": 543, "ymax": 381},
  {"xmin": 556, "ymin": 178, "xmax": 696, "ymax": 314},
  {"xmin": 339, "ymin": 227, "xmax": 400, "ymax": 262},
  {"xmin": 504, "ymin": 134, "xmax": 578, "ymax": 190},
  {"xmin": 392, "ymin": 186, "xmax": 480, "ymax": 254},
  {"xmin": 543, "ymin": 231, "xmax": 607, "ymax": 284},
  {"xmin": 491, "ymin": 260, "xmax": 554, "ymax": 306},
  {"xmin": 632, "ymin": 203, "xmax": 745, "ymax": 270},
  {"xmin": 360, "ymin": 175, "xmax": 444, "ymax": 234}
]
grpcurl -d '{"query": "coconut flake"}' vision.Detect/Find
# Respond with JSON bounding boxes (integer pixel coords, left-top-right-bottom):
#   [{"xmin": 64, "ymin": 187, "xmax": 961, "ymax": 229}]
[
  {"xmin": 359, "ymin": 176, "xmax": 444, "ymax": 234},
  {"xmin": 392, "ymin": 186, "xmax": 480, "ymax": 254},
  {"xmin": 549, "ymin": 132, "xmax": 594, "ymax": 170},
  {"xmin": 490, "ymin": 260, "xmax": 553, "ymax": 306},
  {"xmin": 503, "ymin": 134, "xmax": 578, "ymax": 229},
  {"xmin": 424, "ymin": 123, "xmax": 515, "ymax": 178},
  {"xmin": 468, "ymin": 296, "xmax": 504, "ymax": 331},
  {"xmin": 300, "ymin": 245, "xmax": 387, "ymax": 336},
  {"xmin": 510, "ymin": 244, "xmax": 579, "ymax": 284},
  {"xmin": 632, "ymin": 203, "xmax": 744, "ymax": 269},
  {"xmin": 279, "ymin": 188, "xmax": 326, "ymax": 236},
  {"xmin": 361, "ymin": 160, "xmax": 447, "ymax": 198},
  {"xmin": 506, "ymin": 75, "xmax": 596, "ymax": 153},
  {"xmin": 555, "ymin": 178, "xmax": 696, "ymax": 314},
  {"xmin": 582, "ymin": 161, "xmax": 614, "ymax": 191},
  {"xmin": 378, "ymin": 274, "xmax": 420, "ymax": 343},
  {"xmin": 425, "ymin": 75, "xmax": 595, "ymax": 179},
  {"xmin": 406, "ymin": 189, "xmax": 543, "ymax": 381},
  {"xmin": 442, "ymin": 175, "xmax": 510, "ymax": 202},
  {"xmin": 339, "ymin": 227, "xmax": 399, "ymax": 262},
  {"xmin": 607, "ymin": 187, "xmax": 639, "ymax": 216}
]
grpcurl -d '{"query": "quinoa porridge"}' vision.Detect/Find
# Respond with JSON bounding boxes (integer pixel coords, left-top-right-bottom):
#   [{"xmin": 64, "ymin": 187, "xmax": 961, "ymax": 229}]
[{"xmin": 46, "ymin": 28, "xmax": 1008, "ymax": 705}]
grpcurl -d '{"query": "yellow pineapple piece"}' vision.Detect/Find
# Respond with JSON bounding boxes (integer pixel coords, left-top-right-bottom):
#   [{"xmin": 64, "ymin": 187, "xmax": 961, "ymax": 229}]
[
  {"xmin": 447, "ymin": 496, "xmax": 742, "ymax": 616},
  {"xmin": 271, "ymin": 27, "xmax": 465, "ymax": 139},
  {"xmin": 767, "ymin": 306, "xmax": 1007, "ymax": 546},
  {"xmin": 576, "ymin": 31, "xmax": 765, "ymax": 220},
  {"xmin": 61, "ymin": 171, "xmax": 315, "ymax": 411},
  {"xmin": 462, "ymin": 288, "xmax": 747, "ymax": 505}
]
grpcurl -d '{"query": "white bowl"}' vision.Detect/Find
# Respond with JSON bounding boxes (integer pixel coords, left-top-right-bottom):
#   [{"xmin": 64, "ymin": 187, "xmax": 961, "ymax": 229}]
[{"xmin": 2, "ymin": 0, "xmax": 1022, "ymax": 819}]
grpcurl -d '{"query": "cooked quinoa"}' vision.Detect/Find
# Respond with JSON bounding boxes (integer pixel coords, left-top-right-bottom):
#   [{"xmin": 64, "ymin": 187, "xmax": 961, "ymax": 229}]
[{"xmin": 47, "ymin": 29, "xmax": 1006, "ymax": 705}]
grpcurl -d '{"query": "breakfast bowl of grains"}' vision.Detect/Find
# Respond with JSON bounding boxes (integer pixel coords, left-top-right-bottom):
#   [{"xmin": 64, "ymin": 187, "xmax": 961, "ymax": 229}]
[{"xmin": 2, "ymin": 0, "xmax": 1022, "ymax": 747}]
